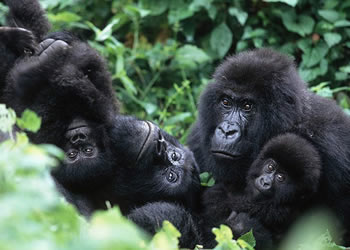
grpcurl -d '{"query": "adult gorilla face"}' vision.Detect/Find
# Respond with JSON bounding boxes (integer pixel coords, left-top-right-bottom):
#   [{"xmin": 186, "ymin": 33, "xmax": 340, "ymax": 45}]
[
  {"xmin": 187, "ymin": 49, "xmax": 307, "ymax": 186},
  {"xmin": 52, "ymin": 116, "xmax": 200, "ymax": 215}
]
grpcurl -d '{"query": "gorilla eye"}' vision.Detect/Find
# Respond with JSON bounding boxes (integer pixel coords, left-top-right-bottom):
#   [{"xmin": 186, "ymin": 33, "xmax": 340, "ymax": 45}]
[
  {"xmin": 83, "ymin": 147, "xmax": 94, "ymax": 155},
  {"xmin": 67, "ymin": 151, "xmax": 78, "ymax": 159},
  {"xmin": 267, "ymin": 163, "xmax": 275, "ymax": 172},
  {"xmin": 221, "ymin": 97, "xmax": 232, "ymax": 108},
  {"xmin": 171, "ymin": 151, "xmax": 181, "ymax": 161},
  {"xmin": 242, "ymin": 101, "xmax": 253, "ymax": 111},
  {"xmin": 166, "ymin": 170, "xmax": 178, "ymax": 183},
  {"xmin": 23, "ymin": 48, "xmax": 33, "ymax": 55},
  {"xmin": 276, "ymin": 173, "xmax": 285, "ymax": 182}
]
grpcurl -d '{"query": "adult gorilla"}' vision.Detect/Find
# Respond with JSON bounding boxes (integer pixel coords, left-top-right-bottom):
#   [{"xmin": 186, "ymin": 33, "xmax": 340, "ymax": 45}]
[{"xmin": 187, "ymin": 49, "xmax": 350, "ymax": 239}]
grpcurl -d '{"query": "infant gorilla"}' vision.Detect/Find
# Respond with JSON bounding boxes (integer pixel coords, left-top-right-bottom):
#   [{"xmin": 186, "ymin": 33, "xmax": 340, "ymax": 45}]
[{"xmin": 201, "ymin": 133, "xmax": 321, "ymax": 248}]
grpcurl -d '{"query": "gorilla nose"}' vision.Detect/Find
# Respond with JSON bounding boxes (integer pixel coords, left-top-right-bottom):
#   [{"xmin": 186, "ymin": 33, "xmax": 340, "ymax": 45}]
[
  {"xmin": 217, "ymin": 121, "xmax": 241, "ymax": 140},
  {"xmin": 259, "ymin": 176, "xmax": 272, "ymax": 189},
  {"xmin": 70, "ymin": 133, "xmax": 87, "ymax": 144}
]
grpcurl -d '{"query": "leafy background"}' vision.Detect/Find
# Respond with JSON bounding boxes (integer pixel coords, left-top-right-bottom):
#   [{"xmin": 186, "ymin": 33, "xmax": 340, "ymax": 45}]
[
  {"xmin": 0, "ymin": 0, "xmax": 349, "ymax": 249},
  {"xmin": 2, "ymin": 0, "xmax": 349, "ymax": 142}
]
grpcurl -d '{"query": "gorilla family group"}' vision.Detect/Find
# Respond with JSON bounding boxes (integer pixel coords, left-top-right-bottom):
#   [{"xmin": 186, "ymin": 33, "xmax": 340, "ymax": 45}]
[{"xmin": 1, "ymin": 0, "xmax": 349, "ymax": 249}]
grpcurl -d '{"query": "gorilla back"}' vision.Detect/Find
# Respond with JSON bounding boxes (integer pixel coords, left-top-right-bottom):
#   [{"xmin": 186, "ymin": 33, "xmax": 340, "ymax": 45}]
[{"xmin": 187, "ymin": 48, "xmax": 350, "ymax": 238}]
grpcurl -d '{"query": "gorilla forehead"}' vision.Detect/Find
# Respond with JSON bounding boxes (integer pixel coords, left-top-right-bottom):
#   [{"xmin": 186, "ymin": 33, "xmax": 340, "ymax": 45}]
[{"xmin": 212, "ymin": 48, "xmax": 306, "ymax": 98}]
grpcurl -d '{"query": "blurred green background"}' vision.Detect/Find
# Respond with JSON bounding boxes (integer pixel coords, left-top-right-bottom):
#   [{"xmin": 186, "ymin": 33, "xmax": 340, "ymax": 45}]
[{"xmin": 1, "ymin": 0, "xmax": 349, "ymax": 143}]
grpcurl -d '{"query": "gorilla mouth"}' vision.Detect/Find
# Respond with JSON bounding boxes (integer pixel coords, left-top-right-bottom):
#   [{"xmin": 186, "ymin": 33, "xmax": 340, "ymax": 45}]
[{"xmin": 211, "ymin": 150, "xmax": 241, "ymax": 159}]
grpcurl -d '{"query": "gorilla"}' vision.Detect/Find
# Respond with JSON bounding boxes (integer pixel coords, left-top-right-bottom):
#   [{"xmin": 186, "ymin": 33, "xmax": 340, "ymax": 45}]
[
  {"xmin": 2, "ymin": 1, "xmax": 202, "ymax": 247},
  {"xmin": 187, "ymin": 48, "xmax": 350, "ymax": 241},
  {"xmin": 201, "ymin": 133, "xmax": 321, "ymax": 248}
]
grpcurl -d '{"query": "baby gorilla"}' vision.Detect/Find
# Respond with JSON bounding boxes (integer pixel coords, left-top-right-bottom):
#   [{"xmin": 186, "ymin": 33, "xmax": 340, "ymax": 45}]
[{"xmin": 201, "ymin": 133, "xmax": 322, "ymax": 248}]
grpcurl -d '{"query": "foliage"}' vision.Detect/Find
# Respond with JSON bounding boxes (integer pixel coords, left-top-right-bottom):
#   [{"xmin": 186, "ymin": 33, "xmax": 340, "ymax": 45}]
[
  {"xmin": 24, "ymin": 0, "xmax": 349, "ymax": 142},
  {"xmin": 200, "ymin": 171, "xmax": 215, "ymax": 187}
]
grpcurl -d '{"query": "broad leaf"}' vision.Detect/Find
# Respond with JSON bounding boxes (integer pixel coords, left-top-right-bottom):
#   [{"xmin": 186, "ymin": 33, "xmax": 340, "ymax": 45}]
[{"xmin": 210, "ymin": 23, "xmax": 233, "ymax": 58}]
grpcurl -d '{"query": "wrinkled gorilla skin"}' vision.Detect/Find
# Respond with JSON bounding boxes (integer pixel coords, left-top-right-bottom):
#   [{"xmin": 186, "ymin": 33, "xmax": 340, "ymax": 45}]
[
  {"xmin": 0, "ymin": 0, "xmax": 49, "ymax": 99},
  {"xmin": 128, "ymin": 202, "xmax": 201, "ymax": 248},
  {"xmin": 201, "ymin": 133, "xmax": 322, "ymax": 248},
  {"xmin": 188, "ymin": 48, "xmax": 350, "ymax": 241}
]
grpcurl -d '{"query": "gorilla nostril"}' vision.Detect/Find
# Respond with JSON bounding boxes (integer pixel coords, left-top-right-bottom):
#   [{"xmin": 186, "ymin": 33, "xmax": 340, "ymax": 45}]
[
  {"xmin": 71, "ymin": 133, "xmax": 87, "ymax": 143},
  {"xmin": 80, "ymin": 133, "xmax": 87, "ymax": 140},
  {"xmin": 71, "ymin": 134, "xmax": 79, "ymax": 143},
  {"xmin": 226, "ymin": 129, "xmax": 238, "ymax": 137}
]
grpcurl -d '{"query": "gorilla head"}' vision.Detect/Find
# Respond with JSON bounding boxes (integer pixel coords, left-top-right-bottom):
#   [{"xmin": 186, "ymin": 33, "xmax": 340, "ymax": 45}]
[
  {"xmin": 52, "ymin": 116, "xmax": 200, "ymax": 216},
  {"xmin": 188, "ymin": 49, "xmax": 308, "ymax": 186},
  {"xmin": 246, "ymin": 133, "xmax": 321, "ymax": 204}
]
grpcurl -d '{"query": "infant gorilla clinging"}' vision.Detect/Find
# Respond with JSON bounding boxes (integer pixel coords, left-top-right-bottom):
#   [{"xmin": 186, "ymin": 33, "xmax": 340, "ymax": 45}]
[{"xmin": 201, "ymin": 133, "xmax": 322, "ymax": 248}]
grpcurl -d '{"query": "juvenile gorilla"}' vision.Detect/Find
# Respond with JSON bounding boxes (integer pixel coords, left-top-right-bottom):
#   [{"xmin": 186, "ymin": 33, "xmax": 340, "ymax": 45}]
[
  {"xmin": 188, "ymin": 48, "xmax": 350, "ymax": 241},
  {"xmin": 201, "ymin": 133, "xmax": 321, "ymax": 248}
]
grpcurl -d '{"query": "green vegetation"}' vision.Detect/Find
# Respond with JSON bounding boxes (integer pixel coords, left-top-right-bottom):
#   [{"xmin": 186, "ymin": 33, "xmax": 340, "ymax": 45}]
[
  {"xmin": 0, "ymin": 0, "xmax": 349, "ymax": 249},
  {"xmin": 2, "ymin": 0, "xmax": 344, "ymax": 142}
]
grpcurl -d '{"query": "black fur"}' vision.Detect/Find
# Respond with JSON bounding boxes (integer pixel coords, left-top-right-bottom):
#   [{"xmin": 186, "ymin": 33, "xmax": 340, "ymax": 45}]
[
  {"xmin": 0, "ymin": 0, "xmax": 50, "ymax": 99},
  {"xmin": 201, "ymin": 133, "xmax": 321, "ymax": 249},
  {"xmin": 188, "ymin": 48, "xmax": 350, "ymax": 241},
  {"xmin": 128, "ymin": 202, "xmax": 201, "ymax": 248}
]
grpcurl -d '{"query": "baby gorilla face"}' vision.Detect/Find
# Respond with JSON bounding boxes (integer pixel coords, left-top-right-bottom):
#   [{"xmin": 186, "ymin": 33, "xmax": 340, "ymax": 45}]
[
  {"xmin": 252, "ymin": 159, "xmax": 287, "ymax": 199},
  {"xmin": 64, "ymin": 118, "xmax": 100, "ymax": 163}
]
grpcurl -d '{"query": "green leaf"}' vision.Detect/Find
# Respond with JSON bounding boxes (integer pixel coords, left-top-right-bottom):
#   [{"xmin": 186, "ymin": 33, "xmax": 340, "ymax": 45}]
[
  {"xmin": 39, "ymin": 144, "xmax": 65, "ymax": 160},
  {"xmin": 334, "ymin": 20, "xmax": 350, "ymax": 27},
  {"xmin": 140, "ymin": 0, "xmax": 169, "ymax": 15},
  {"xmin": 163, "ymin": 112, "xmax": 192, "ymax": 126},
  {"xmin": 324, "ymin": 33, "xmax": 342, "ymax": 47},
  {"xmin": 282, "ymin": 11, "xmax": 315, "ymax": 36},
  {"xmin": 48, "ymin": 11, "xmax": 81, "ymax": 23},
  {"xmin": 210, "ymin": 23, "xmax": 233, "ymax": 58},
  {"xmin": 340, "ymin": 65, "xmax": 350, "ymax": 73},
  {"xmin": 213, "ymin": 225, "xmax": 233, "ymax": 243},
  {"xmin": 150, "ymin": 221, "xmax": 181, "ymax": 249},
  {"xmin": 318, "ymin": 10, "xmax": 340, "ymax": 23},
  {"xmin": 168, "ymin": 0, "xmax": 194, "ymax": 24},
  {"xmin": 96, "ymin": 18, "xmax": 119, "ymax": 42},
  {"xmin": 0, "ymin": 104, "xmax": 16, "ymax": 134},
  {"xmin": 175, "ymin": 45, "xmax": 211, "ymax": 69},
  {"xmin": 228, "ymin": 8, "xmax": 248, "ymax": 26},
  {"xmin": 200, "ymin": 172, "xmax": 216, "ymax": 187},
  {"xmin": 238, "ymin": 230, "xmax": 256, "ymax": 248},
  {"xmin": 263, "ymin": 0, "xmax": 298, "ymax": 7},
  {"xmin": 115, "ymin": 70, "xmax": 138, "ymax": 96},
  {"xmin": 16, "ymin": 109, "xmax": 41, "ymax": 133},
  {"xmin": 301, "ymin": 41, "xmax": 329, "ymax": 68}
]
